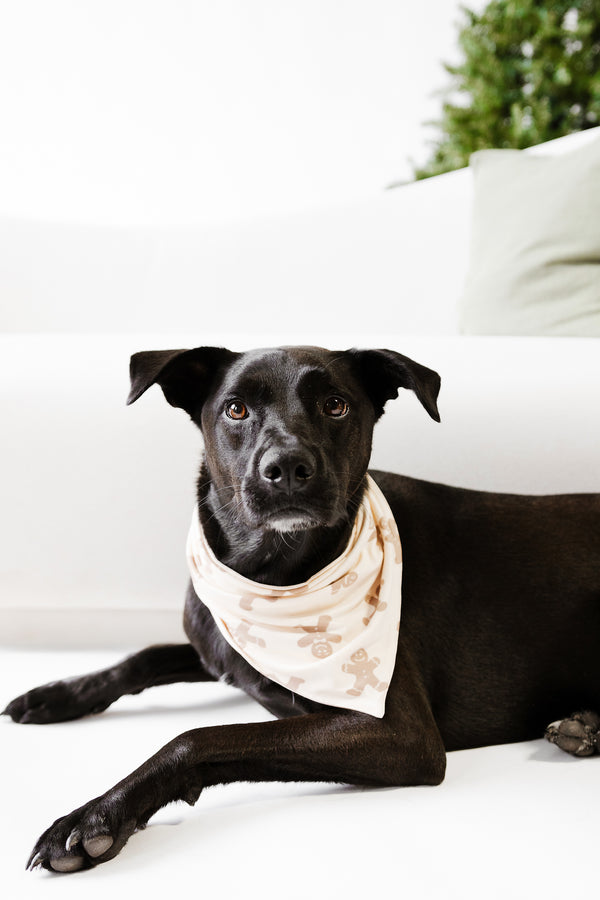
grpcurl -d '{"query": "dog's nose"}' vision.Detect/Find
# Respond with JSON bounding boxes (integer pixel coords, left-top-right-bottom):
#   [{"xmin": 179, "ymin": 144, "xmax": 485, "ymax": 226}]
[{"xmin": 259, "ymin": 447, "xmax": 316, "ymax": 493}]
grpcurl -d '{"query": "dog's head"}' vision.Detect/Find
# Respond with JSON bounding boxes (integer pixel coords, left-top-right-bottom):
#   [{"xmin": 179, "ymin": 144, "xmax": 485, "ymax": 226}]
[{"xmin": 127, "ymin": 345, "xmax": 440, "ymax": 533}]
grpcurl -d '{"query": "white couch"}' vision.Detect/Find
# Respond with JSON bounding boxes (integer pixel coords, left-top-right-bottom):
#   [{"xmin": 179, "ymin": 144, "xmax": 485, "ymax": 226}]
[
  {"xmin": 2, "ymin": 130, "xmax": 599, "ymax": 899},
  {"xmin": 1, "ymin": 127, "xmax": 599, "ymax": 647}
]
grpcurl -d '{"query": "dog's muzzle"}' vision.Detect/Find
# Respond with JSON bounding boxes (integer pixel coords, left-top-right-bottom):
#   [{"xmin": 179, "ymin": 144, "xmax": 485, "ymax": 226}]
[{"xmin": 241, "ymin": 441, "xmax": 340, "ymax": 531}]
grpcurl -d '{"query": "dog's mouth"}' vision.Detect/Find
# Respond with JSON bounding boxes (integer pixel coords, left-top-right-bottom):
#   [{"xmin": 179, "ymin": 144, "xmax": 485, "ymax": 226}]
[
  {"xmin": 262, "ymin": 508, "xmax": 324, "ymax": 533},
  {"xmin": 241, "ymin": 486, "xmax": 344, "ymax": 533}
]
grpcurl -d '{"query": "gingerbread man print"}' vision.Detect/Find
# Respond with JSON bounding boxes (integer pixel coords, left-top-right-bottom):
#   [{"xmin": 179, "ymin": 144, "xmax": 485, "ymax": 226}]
[
  {"xmin": 342, "ymin": 648, "xmax": 388, "ymax": 697},
  {"xmin": 296, "ymin": 615, "xmax": 342, "ymax": 658},
  {"xmin": 265, "ymin": 674, "xmax": 306, "ymax": 693},
  {"xmin": 379, "ymin": 517, "xmax": 402, "ymax": 565},
  {"xmin": 362, "ymin": 578, "xmax": 388, "ymax": 626},
  {"xmin": 331, "ymin": 571, "xmax": 358, "ymax": 595},
  {"xmin": 233, "ymin": 620, "xmax": 267, "ymax": 650},
  {"xmin": 239, "ymin": 592, "xmax": 280, "ymax": 612}
]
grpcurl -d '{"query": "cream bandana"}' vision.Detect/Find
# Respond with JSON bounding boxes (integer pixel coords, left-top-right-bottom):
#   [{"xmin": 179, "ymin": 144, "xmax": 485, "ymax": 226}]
[{"xmin": 186, "ymin": 475, "xmax": 402, "ymax": 717}]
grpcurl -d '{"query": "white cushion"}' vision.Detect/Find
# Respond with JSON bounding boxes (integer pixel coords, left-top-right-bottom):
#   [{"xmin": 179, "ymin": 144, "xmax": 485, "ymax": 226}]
[
  {"xmin": 2, "ymin": 647, "xmax": 599, "ymax": 899},
  {"xmin": 459, "ymin": 137, "xmax": 600, "ymax": 336}
]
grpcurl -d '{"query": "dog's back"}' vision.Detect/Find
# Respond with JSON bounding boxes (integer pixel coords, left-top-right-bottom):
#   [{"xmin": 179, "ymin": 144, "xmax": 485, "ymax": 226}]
[{"xmin": 374, "ymin": 470, "xmax": 600, "ymax": 750}]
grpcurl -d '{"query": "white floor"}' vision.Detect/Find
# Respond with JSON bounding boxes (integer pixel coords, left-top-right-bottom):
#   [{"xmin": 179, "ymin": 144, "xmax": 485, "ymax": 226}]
[{"xmin": 2, "ymin": 647, "xmax": 599, "ymax": 900}]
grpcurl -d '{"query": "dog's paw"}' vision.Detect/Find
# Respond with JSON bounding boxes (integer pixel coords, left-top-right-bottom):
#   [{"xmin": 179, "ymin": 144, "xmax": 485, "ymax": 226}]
[
  {"xmin": 3, "ymin": 678, "xmax": 111, "ymax": 724},
  {"xmin": 26, "ymin": 796, "xmax": 138, "ymax": 873},
  {"xmin": 545, "ymin": 711, "xmax": 600, "ymax": 757},
  {"xmin": 3, "ymin": 681, "xmax": 80, "ymax": 724}
]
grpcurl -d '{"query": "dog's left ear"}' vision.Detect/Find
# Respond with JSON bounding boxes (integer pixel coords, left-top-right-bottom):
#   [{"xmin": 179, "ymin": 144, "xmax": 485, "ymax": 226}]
[
  {"xmin": 126, "ymin": 346, "xmax": 238, "ymax": 417},
  {"xmin": 348, "ymin": 348, "xmax": 441, "ymax": 422}
]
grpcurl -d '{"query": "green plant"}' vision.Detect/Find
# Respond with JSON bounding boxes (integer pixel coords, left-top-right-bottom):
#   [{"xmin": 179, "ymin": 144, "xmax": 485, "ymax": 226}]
[{"xmin": 414, "ymin": 0, "xmax": 600, "ymax": 179}]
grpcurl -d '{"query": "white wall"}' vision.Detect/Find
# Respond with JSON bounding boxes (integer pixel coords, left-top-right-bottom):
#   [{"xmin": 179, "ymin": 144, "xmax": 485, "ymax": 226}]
[{"xmin": 0, "ymin": 0, "xmax": 484, "ymax": 225}]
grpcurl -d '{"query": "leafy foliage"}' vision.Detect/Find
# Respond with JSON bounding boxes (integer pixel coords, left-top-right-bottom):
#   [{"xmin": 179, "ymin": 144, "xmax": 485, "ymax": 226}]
[{"xmin": 414, "ymin": 1, "xmax": 600, "ymax": 179}]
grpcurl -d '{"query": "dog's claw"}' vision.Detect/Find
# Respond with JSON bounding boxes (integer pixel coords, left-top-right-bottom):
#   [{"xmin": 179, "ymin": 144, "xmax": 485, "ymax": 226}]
[
  {"xmin": 65, "ymin": 829, "xmax": 81, "ymax": 852},
  {"xmin": 27, "ymin": 852, "xmax": 44, "ymax": 871}
]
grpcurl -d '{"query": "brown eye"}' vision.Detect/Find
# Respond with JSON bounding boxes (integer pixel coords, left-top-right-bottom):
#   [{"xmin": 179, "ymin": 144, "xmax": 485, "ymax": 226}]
[
  {"xmin": 323, "ymin": 396, "xmax": 349, "ymax": 418},
  {"xmin": 226, "ymin": 400, "xmax": 248, "ymax": 420}
]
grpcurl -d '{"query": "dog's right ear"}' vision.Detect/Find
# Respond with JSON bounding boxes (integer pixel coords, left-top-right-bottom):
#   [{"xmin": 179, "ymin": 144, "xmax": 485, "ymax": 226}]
[{"xmin": 126, "ymin": 347, "xmax": 238, "ymax": 417}]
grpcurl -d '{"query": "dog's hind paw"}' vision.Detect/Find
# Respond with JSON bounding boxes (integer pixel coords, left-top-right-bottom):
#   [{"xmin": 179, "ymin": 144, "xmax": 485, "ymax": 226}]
[{"xmin": 545, "ymin": 711, "xmax": 600, "ymax": 757}]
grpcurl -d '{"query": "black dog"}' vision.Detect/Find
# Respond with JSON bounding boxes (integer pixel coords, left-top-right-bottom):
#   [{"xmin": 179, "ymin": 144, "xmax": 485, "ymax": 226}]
[{"xmin": 4, "ymin": 345, "xmax": 600, "ymax": 874}]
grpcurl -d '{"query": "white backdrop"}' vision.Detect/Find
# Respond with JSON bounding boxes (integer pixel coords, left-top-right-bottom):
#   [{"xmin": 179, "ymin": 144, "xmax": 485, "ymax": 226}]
[{"xmin": 0, "ymin": 0, "xmax": 485, "ymax": 226}]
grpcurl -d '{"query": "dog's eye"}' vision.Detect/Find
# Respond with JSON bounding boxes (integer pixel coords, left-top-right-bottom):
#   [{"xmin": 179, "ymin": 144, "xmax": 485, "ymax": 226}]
[
  {"xmin": 226, "ymin": 400, "xmax": 249, "ymax": 420},
  {"xmin": 323, "ymin": 396, "xmax": 349, "ymax": 418}
]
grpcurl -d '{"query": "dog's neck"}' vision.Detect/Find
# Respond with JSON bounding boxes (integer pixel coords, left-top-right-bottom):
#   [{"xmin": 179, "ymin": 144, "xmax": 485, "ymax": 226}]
[{"xmin": 196, "ymin": 469, "xmax": 362, "ymax": 586}]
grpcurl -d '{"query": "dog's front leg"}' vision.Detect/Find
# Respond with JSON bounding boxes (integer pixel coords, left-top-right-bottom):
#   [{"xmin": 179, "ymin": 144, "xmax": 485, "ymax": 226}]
[
  {"xmin": 4, "ymin": 644, "xmax": 213, "ymax": 724},
  {"xmin": 27, "ymin": 707, "xmax": 446, "ymax": 873}
]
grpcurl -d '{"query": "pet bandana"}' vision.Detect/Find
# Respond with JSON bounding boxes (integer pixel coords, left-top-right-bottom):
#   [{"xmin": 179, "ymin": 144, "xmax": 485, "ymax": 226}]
[{"xmin": 186, "ymin": 475, "xmax": 402, "ymax": 717}]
